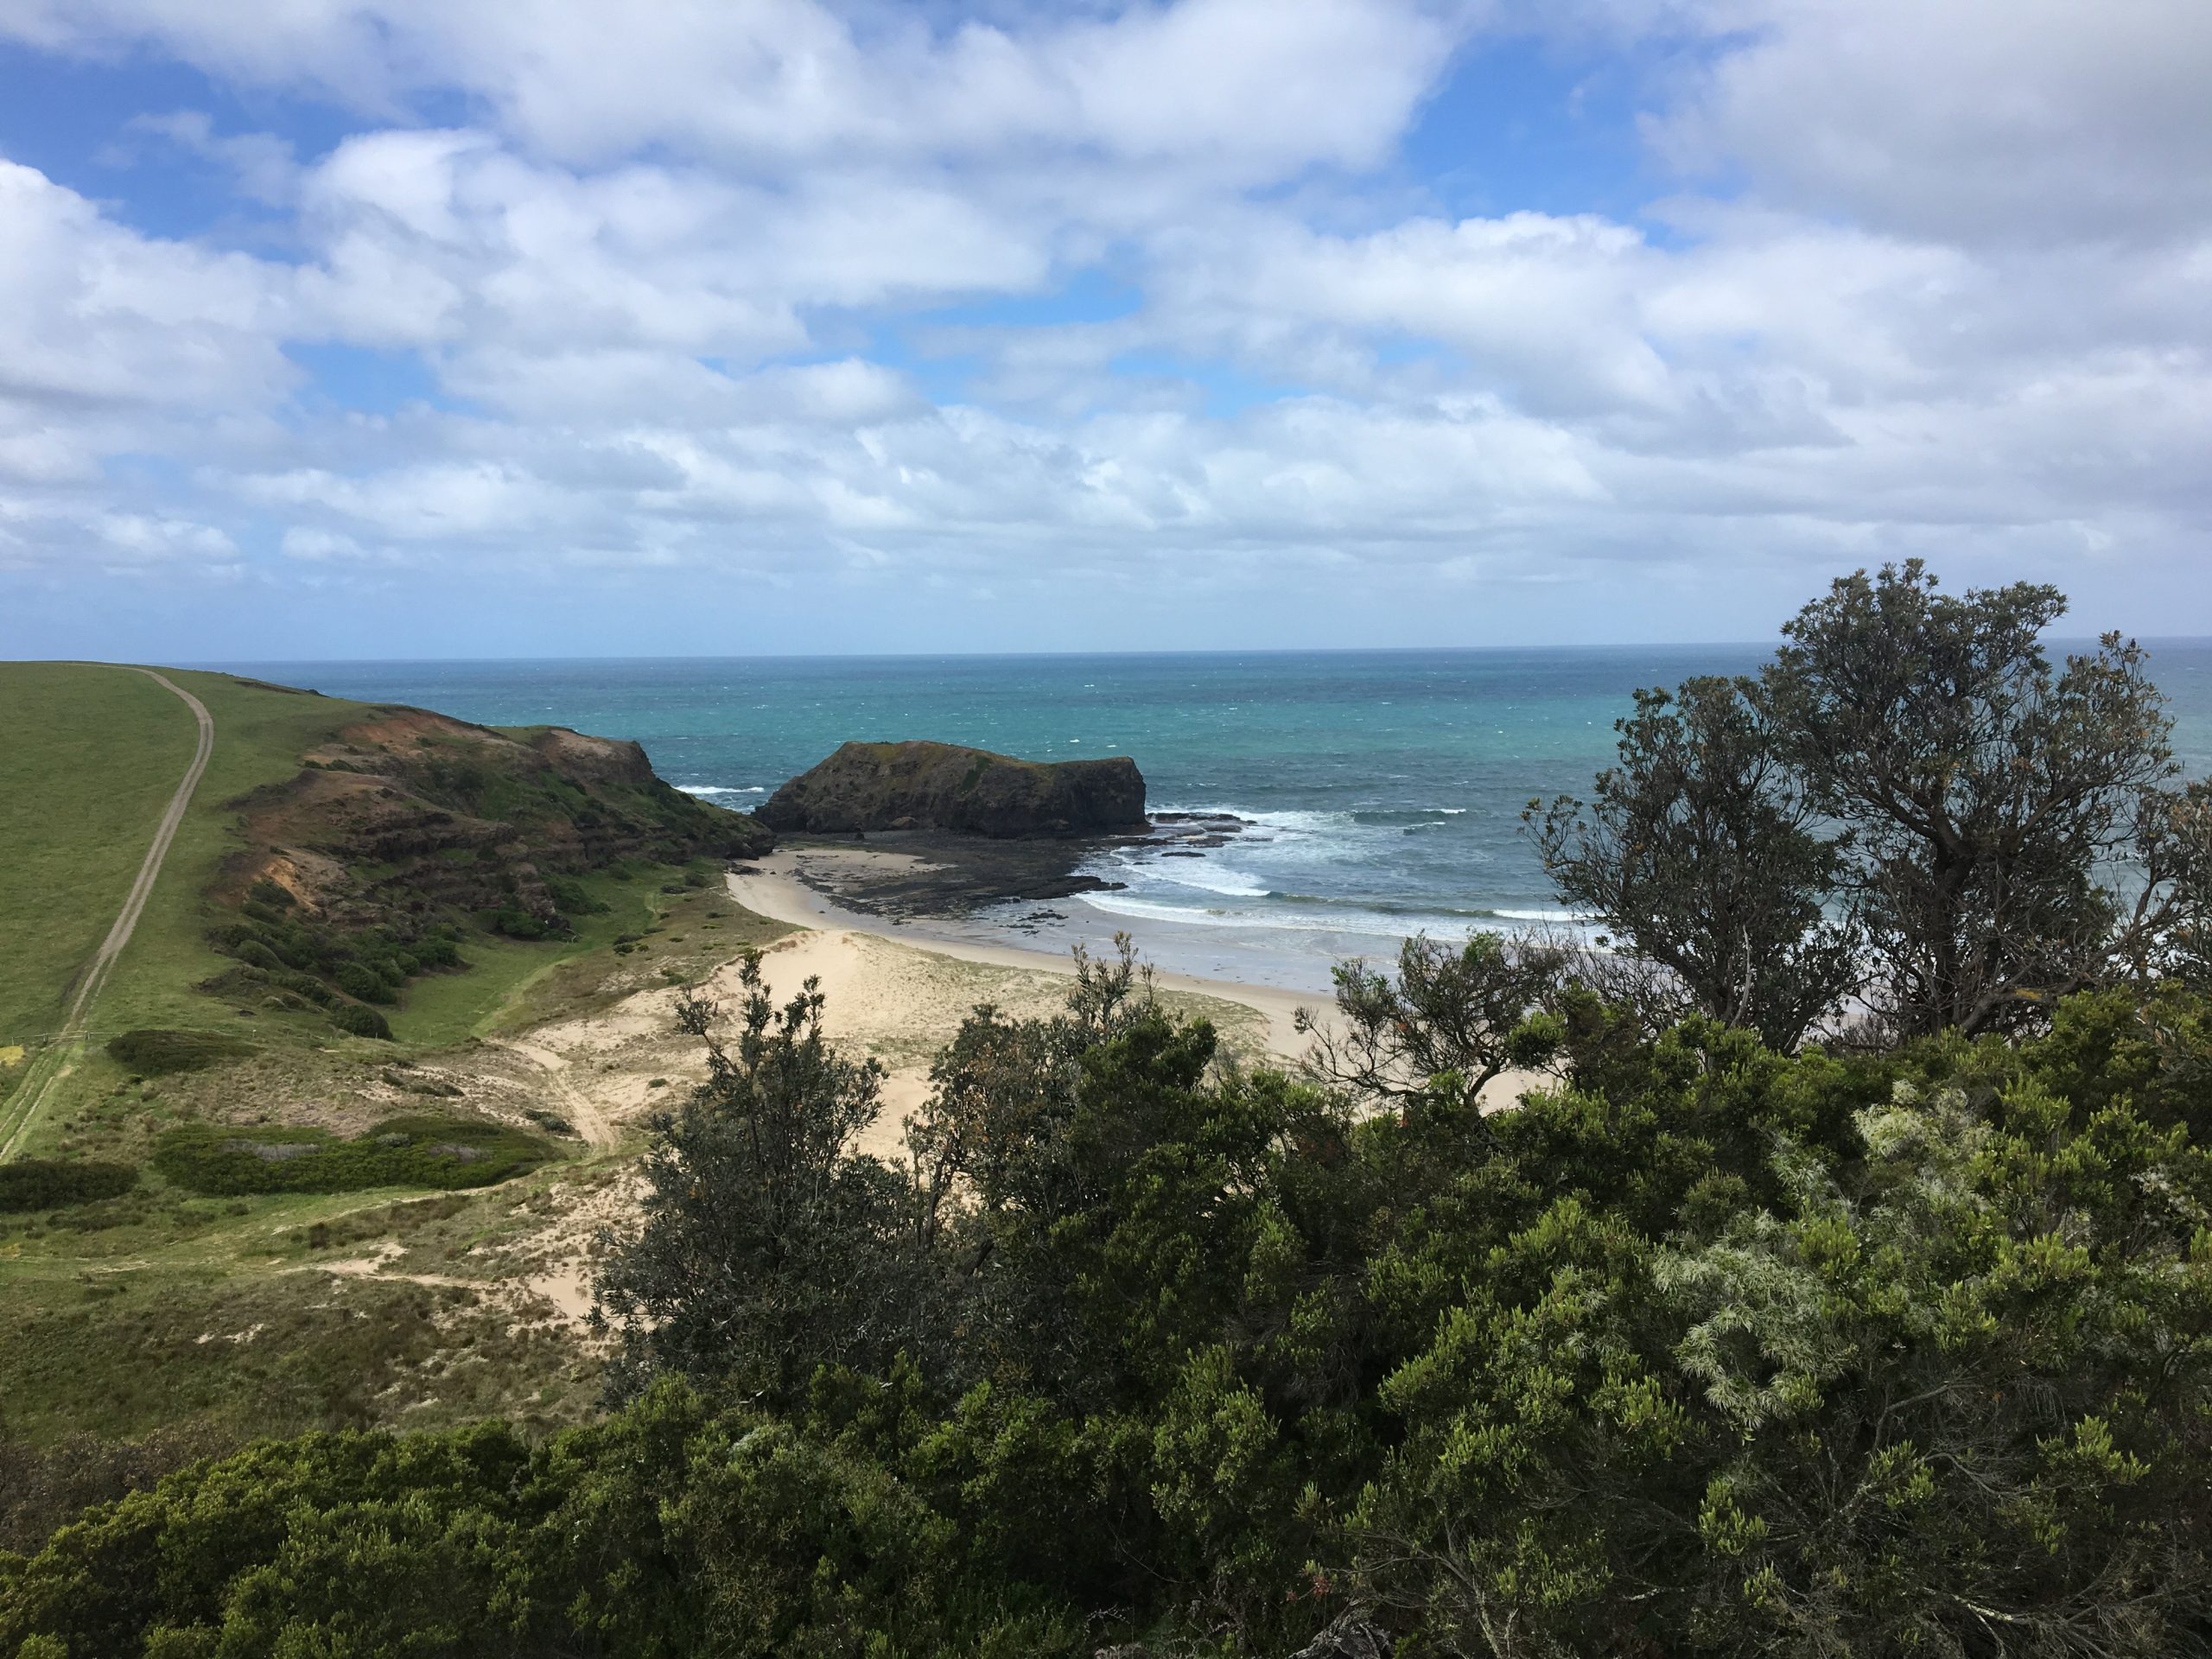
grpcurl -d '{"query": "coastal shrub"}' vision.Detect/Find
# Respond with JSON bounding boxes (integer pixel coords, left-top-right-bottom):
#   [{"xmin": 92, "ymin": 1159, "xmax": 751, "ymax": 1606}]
[
  {"xmin": 329, "ymin": 1003, "xmax": 392, "ymax": 1040},
  {"xmin": 487, "ymin": 906, "xmax": 549, "ymax": 940},
  {"xmin": 16, "ymin": 966, "xmax": 2212, "ymax": 1655},
  {"xmin": 0, "ymin": 1159, "xmax": 137, "ymax": 1213},
  {"xmin": 247, "ymin": 879, "xmax": 295, "ymax": 910},
  {"xmin": 212, "ymin": 907, "xmax": 472, "ymax": 1020},
  {"xmin": 105, "ymin": 1029, "xmax": 255, "ymax": 1077},
  {"xmin": 0, "ymin": 1383, "xmax": 1083, "ymax": 1659},
  {"xmin": 334, "ymin": 963, "xmax": 396, "ymax": 1004},
  {"xmin": 579, "ymin": 947, "xmax": 2212, "ymax": 1657},
  {"xmin": 543, "ymin": 874, "xmax": 606, "ymax": 917},
  {"xmin": 234, "ymin": 939, "xmax": 287, "ymax": 974},
  {"xmin": 150, "ymin": 1115, "xmax": 554, "ymax": 1197},
  {"xmin": 270, "ymin": 969, "xmax": 333, "ymax": 1005}
]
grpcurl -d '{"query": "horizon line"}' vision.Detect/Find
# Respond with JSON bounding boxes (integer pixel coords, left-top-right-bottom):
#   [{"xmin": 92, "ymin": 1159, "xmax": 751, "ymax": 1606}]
[{"xmin": 13, "ymin": 632, "xmax": 2202, "ymax": 671}]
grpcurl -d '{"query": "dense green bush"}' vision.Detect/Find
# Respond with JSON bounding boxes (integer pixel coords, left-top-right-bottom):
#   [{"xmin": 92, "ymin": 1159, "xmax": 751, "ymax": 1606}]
[
  {"xmin": 232, "ymin": 938, "xmax": 287, "ymax": 974},
  {"xmin": 268, "ymin": 968, "xmax": 333, "ymax": 1005},
  {"xmin": 334, "ymin": 962, "xmax": 395, "ymax": 1004},
  {"xmin": 14, "ymin": 966, "xmax": 2212, "ymax": 1654},
  {"xmin": 209, "ymin": 906, "xmax": 470, "ymax": 1020},
  {"xmin": 104, "ymin": 1030, "xmax": 254, "ymax": 1077},
  {"xmin": 0, "ymin": 1159, "xmax": 137, "ymax": 1213},
  {"xmin": 150, "ymin": 1115, "xmax": 553, "ymax": 1196},
  {"xmin": 328, "ymin": 1002, "xmax": 391, "ymax": 1039},
  {"xmin": 0, "ymin": 1384, "xmax": 1078, "ymax": 1658},
  {"xmin": 543, "ymin": 874, "xmax": 607, "ymax": 917}
]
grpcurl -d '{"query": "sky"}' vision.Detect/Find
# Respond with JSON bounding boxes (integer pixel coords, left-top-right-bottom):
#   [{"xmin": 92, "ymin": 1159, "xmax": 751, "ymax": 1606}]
[{"xmin": 0, "ymin": 0, "xmax": 2207, "ymax": 661}]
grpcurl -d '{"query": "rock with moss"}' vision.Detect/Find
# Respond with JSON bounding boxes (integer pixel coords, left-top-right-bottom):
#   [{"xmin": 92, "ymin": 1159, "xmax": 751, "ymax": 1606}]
[{"xmin": 757, "ymin": 741, "xmax": 1146, "ymax": 838}]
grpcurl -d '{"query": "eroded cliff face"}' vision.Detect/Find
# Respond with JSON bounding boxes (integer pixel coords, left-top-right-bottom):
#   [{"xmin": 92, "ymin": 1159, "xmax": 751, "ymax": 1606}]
[
  {"xmin": 221, "ymin": 708, "xmax": 772, "ymax": 932},
  {"xmin": 756, "ymin": 741, "xmax": 1147, "ymax": 838}
]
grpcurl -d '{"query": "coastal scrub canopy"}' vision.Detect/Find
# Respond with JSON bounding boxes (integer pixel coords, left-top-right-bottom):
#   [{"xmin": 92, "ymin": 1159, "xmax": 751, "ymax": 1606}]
[{"xmin": 1532, "ymin": 559, "xmax": 2209, "ymax": 1048}]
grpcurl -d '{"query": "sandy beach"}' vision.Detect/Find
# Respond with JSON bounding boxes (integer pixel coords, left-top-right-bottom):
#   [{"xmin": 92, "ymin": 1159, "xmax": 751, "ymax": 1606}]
[
  {"xmin": 723, "ymin": 848, "xmax": 1547, "ymax": 1128},
  {"xmin": 728, "ymin": 847, "xmax": 1327, "ymax": 1058},
  {"xmin": 435, "ymin": 845, "xmax": 1538, "ymax": 1192}
]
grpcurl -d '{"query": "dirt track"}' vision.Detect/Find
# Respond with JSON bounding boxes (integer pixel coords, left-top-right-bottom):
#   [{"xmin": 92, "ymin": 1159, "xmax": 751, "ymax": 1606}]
[{"xmin": 0, "ymin": 667, "xmax": 214, "ymax": 1162}]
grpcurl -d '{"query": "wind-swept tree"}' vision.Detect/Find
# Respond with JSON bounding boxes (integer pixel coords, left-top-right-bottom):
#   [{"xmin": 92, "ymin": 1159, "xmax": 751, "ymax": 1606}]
[
  {"xmin": 593, "ymin": 953, "xmax": 912, "ymax": 1402},
  {"xmin": 1300, "ymin": 931, "xmax": 1570, "ymax": 1122},
  {"xmin": 1760, "ymin": 560, "xmax": 2182, "ymax": 1038},
  {"xmin": 1528, "ymin": 675, "xmax": 1859, "ymax": 1051}
]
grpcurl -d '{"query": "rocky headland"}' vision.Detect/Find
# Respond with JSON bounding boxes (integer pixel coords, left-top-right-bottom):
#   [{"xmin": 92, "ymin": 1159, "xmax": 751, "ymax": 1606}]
[
  {"xmin": 225, "ymin": 707, "xmax": 772, "ymax": 937},
  {"xmin": 755, "ymin": 740, "xmax": 1146, "ymax": 838}
]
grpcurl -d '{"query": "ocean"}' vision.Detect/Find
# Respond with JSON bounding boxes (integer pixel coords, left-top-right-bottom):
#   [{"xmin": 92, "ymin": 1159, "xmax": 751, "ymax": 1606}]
[{"xmin": 219, "ymin": 645, "xmax": 2212, "ymax": 995}]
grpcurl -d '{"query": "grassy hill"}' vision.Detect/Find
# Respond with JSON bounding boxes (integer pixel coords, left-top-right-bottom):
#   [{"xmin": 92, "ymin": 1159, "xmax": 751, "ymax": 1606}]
[
  {"xmin": 0, "ymin": 664, "xmax": 235, "ymax": 1052},
  {"xmin": 1, "ymin": 663, "xmax": 773, "ymax": 1141},
  {"xmin": 0, "ymin": 661, "xmax": 791, "ymax": 1467}
]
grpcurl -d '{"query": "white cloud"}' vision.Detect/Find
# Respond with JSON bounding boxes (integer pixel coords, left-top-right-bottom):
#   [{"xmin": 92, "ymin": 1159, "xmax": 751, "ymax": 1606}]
[
  {"xmin": 0, "ymin": 160, "xmax": 291, "ymax": 410},
  {"xmin": 1650, "ymin": 0, "xmax": 2212, "ymax": 246},
  {"xmin": 0, "ymin": 0, "xmax": 2205, "ymax": 639},
  {"xmin": 3, "ymin": 0, "xmax": 1461, "ymax": 176}
]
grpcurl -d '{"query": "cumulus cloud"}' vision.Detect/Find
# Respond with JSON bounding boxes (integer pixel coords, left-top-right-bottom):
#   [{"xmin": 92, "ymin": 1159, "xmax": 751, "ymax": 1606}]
[
  {"xmin": 1651, "ymin": 0, "xmax": 2212, "ymax": 246},
  {"xmin": 0, "ymin": 0, "xmax": 2205, "ymax": 642}
]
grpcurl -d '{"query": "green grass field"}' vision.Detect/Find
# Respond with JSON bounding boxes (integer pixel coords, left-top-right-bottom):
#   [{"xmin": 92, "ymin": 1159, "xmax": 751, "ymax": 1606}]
[
  {"xmin": 0, "ymin": 665, "xmax": 209, "ymax": 1050},
  {"xmin": 78, "ymin": 668, "xmax": 378, "ymax": 1040},
  {"xmin": 0, "ymin": 662, "xmax": 794, "ymax": 1457}
]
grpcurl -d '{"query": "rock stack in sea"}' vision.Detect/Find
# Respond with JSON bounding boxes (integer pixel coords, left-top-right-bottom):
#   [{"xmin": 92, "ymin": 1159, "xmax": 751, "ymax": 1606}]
[{"xmin": 755, "ymin": 741, "xmax": 1146, "ymax": 839}]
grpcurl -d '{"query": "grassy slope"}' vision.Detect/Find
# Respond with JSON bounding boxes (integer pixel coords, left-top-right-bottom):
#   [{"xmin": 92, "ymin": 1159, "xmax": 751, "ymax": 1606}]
[
  {"xmin": 0, "ymin": 1166, "xmax": 615, "ymax": 1443},
  {"xmin": 1, "ymin": 664, "xmax": 805, "ymax": 1452},
  {"xmin": 86, "ymin": 668, "xmax": 378, "ymax": 1039},
  {"xmin": 0, "ymin": 665, "xmax": 203, "ymax": 1051},
  {"xmin": 2, "ymin": 664, "xmax": 748, "ymax": 1154}
]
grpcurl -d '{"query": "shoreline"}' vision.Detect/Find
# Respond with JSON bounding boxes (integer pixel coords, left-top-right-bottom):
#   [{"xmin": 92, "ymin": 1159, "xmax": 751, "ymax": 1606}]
[{"xmin": 727, "ymin": 849, "xmax": 1326, "ymax": 1059}]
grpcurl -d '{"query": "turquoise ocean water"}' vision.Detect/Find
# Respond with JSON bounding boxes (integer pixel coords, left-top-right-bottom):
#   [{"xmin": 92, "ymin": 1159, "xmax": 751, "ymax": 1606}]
[{"xmin": 220, "ymin": 645, "xmax": 2212, "ymax": 993}]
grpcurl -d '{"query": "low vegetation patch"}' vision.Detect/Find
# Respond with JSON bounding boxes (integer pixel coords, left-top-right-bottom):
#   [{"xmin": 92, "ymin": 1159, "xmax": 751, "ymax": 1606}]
[
  {"xmin": 151, "ymin": 1114, "xmax": 555, "ymax": 1196},
  {"xmin": 104, "ymin": 1029, "xmax": 255, "ymax": 1077},
  {"xmin": 213, "ymin": 887, "xmax": 464, "ymax": 1038},
  {"xmin": 0, "ymin": 1160, "xmax": 138, "ymax": 1214},
  {"xmin": 328, "ymin": 1002, "xmax": 391, "ymax": 1039}
]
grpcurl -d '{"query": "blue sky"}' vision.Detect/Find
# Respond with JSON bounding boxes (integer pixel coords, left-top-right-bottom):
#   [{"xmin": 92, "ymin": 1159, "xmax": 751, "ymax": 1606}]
[{"xmin": 0, "ymin": 0, "xmax": 2206, "ymax": 660}]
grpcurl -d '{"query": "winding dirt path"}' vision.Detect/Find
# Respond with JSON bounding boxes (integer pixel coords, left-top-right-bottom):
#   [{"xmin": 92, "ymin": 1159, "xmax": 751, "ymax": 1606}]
[
  {"xmin": 0, "ymin": 667, "xmax": 214, "ymax": 1162},
  {"xmin": 486, "ymin": 1036, "xmax": 619, "ymax": 1150}
]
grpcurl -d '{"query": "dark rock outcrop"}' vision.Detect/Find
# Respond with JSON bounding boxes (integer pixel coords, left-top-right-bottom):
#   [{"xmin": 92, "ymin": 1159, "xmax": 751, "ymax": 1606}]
[{"xmin": 757, "ymin": 741, "xmax": 1146, "ymax": 839}]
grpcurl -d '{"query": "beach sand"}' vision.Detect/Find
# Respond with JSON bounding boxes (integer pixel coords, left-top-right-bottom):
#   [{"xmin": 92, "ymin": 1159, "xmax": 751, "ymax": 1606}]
[
  {"xmin": 731, "ymin": 849, "xmax": 1325, "ymax": 1052},
  {"xmin": 726, "ymin": 849, "xmax": 1546, "ymax": 1134},
  {"xmin": 724, "ymin": 850, "xmax": 1333, "ymax": 1156},
  {"xmin": 346, "ymin": 849, "xmax": 1545, "ymax": 1328}
]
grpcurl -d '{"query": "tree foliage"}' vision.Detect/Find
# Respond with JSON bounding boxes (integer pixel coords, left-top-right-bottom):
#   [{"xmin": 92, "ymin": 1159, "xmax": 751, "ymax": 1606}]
[
  {"xmin": 1529, "ymin": 675, "xmax": 1859, "ymax": 1049},
  {"xmin": 1532, "ymin": 561, "xmax": 2205, "ymax": 1046},
  {"xmin": 1300, "ymin": 930, "xmax": 1570, "ymax": 1116},
  {"xmin": 19, "ymin": 957, "xmax": 2212, "ymax": 1655},
  {"xmin": 1762, "ymin": 560, "xmax": 2186, "ymax": 1038},
  {"xmin": 593, "ymin": 952, "xmax": 912, "ymax": 1401}
]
